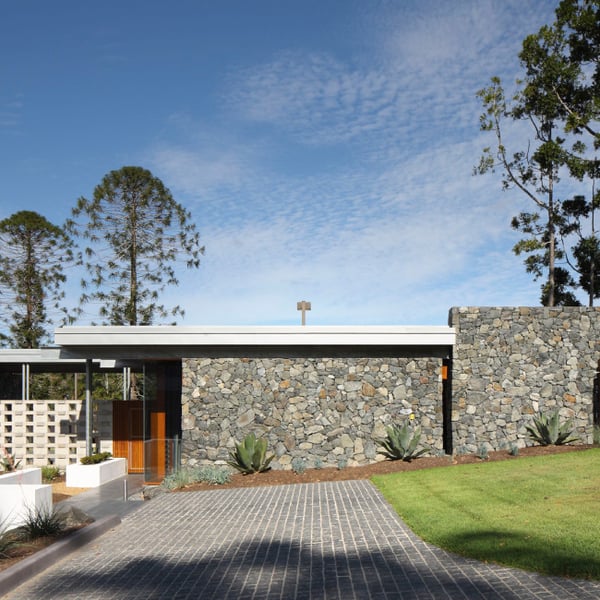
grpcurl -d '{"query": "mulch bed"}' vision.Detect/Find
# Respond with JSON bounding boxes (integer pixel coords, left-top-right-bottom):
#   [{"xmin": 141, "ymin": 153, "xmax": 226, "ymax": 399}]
[{"xmin": 179, "ymin": 444, "xmax": 595, "ymax": 492}]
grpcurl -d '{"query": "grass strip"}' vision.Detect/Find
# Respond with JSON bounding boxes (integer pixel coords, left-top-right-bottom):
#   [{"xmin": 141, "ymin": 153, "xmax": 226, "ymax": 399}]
[{"xmin": 372, "ymin": 448, "xmax": 600, "ymax": 579}]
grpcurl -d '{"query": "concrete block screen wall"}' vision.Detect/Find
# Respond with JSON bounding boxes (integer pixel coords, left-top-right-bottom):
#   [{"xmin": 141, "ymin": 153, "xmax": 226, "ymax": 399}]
[
  {"xmin": 0, "ymin": 399, "xmax": 113, "ymax": 469},
  {"xmin": 181, "ymin": 354, "xmax": 445, "ymax": 469},
  {"xmin": 450, "ymin": 306, "xmax": 600, "ymax": 452}
]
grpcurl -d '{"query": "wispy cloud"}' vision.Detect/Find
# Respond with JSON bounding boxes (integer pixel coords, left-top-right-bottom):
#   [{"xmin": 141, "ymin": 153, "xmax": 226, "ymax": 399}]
[
  {"xmin": 226, "ymin": 52, "xmax": 401, "ymax": 145},
  {"xmin": 0, "ymin": 94, "xmax": 23, "ymax": 129},
  {"xmin": 150, "ymin": 0, "xmax": 559, "ymax": 325}
]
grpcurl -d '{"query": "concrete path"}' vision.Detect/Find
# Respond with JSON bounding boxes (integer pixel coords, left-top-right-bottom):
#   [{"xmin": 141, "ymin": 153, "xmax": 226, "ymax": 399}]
[
  {"xmin": 5, "ymin": 480, "xmax": 600, "ymax": 599},
  {"xmin": 55, "ymin": 473, "xmax": 145, "ymax": 520}
]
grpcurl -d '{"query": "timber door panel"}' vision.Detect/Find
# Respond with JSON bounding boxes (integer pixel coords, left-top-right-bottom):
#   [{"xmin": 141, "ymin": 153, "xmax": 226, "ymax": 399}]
[
  {"xmin": 112, "ymin": 401, "xmax": 144, "ymax": 473},
  {"xmin": 147, "ymin": 411, "xmax": 166, "ymax": 483}
]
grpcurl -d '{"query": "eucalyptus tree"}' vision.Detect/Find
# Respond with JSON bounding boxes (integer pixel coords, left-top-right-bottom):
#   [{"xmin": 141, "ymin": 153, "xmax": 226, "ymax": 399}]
[
  {"xmin": 68, "ymin": 166, "xmax": 204, "ymax": 325},
  {"xmin": 559, "ymin": 191, "xmax": 600, "ymax": 305},
  {"xmin": 519, "ymin": 0, "xmax": 600, "ymax": 303},
  {"xmin": 0, "ymin": 210, "xmax": 74, "ymax": 348},
  {"xmin": 476, "ymin": 76, "xmax": 569, "ymax": 306}
]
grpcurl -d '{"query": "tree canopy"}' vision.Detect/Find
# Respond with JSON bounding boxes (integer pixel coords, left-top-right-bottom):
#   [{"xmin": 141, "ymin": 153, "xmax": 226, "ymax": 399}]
[
  {"xmin": 0, "ymin": 210, "xmax": 74, "ymax": 348},
  {"xmin": 67, "ymin": 166, "xmax": 204, "ymax": 325},
  {"xmin": 477, "ymin": 0, "xmax": 600, "ymax": 306}
]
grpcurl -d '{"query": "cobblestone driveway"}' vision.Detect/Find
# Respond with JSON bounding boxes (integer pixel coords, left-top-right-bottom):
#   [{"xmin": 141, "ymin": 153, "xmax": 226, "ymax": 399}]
[{"xmin": 6, "ymin": 480, "xmax": 600, "ymax": 599}]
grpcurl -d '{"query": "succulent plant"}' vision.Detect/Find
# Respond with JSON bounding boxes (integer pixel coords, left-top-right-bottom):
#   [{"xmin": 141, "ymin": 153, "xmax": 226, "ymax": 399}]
[
  {"xmin": 376, "ymin": 421, "xmax": 429, "ymax": 462},
  {"xmin": 227, "ymin": 433, "xmax": 274, "ymax": 474},
  {"xmin": 525, "ymin": 410, "xmax": 579, "ymax": 446}
]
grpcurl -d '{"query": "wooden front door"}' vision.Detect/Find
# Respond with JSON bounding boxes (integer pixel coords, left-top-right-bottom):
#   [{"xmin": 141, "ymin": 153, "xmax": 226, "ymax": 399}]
[{"xmin": 112, "ymin": 401, "xmax": 144, "ymax": 473}]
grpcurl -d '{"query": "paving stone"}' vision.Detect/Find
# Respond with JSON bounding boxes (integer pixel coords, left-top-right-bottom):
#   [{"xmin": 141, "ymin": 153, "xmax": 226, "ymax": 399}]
[{"xmin": 5, "ymin": 480, "xmax": 600, "ymax": 599}]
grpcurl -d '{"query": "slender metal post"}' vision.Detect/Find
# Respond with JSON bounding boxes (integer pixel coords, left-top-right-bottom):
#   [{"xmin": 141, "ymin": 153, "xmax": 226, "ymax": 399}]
[{"xmin": 85, "ymin": 359, "xmax": 93, "ymax": 456}]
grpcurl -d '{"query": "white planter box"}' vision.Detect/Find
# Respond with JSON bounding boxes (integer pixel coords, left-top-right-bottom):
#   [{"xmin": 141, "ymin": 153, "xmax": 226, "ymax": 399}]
[
  {"xmin": 0, "ymin": 483, "xmax": 52, "ymax": 530},
  {"xmin": 0, "ymin": 467, "xmax": 42, "ymax": 486},
  {"xmin": 66, "ymin": 458, "xmax": 127, "ymax": 488}
]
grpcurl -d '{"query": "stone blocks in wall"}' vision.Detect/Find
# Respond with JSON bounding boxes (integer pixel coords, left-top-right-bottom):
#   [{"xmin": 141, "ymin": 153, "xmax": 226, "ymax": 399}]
[
  {"xmin": 181, "ymin": 355, "xmax": 443, "ymax": 469},
  {"xmin": 450, "ymin": 306, "xmax": 598, "ymax": 452}
]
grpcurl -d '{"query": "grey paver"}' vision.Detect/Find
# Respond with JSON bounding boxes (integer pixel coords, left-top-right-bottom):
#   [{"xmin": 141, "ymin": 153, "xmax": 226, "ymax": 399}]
[{"xmin": 4, "ymin": 480, "xmax": 600, "ymax": 599}]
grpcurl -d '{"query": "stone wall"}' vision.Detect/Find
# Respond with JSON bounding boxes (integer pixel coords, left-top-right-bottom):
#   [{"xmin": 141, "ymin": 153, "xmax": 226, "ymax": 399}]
[
  {"xmin": 181, "ymin": 355, "xmax": 444, "ymax": 469},
  {"xmin": 450, "ymin": 306, "xmax": 600, "ymax": 452}
]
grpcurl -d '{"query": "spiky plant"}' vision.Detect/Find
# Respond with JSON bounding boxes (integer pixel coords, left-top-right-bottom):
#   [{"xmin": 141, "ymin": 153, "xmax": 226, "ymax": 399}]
[
  {"xmin": 227, "ymin": 433, "xmax": 274, "ymax": 474},
  {"xmin": 21, "ymin": 505, "xmax": 62, "ymax": 540},
  {"xmin": 377, "ymin": 421, "xmax": 429, "ymax": 462},
  {"xmin": 1, "ymin": 448, "xmax": 21, "ymax": 473},
  {"xmin": 525, "ymin": 410, "xmax": 579, "ymax": 446},
  {"xmin": 0, "ymin": 515, "xmax": 17, "ymax": 557}
]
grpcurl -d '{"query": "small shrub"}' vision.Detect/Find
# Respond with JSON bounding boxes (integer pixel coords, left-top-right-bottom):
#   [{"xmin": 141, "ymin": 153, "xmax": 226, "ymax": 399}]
[
  {"xmin": 41, "ymin": 465, "xmax": 61, "ymax": 482},
  {"xmin": 337, "ymin": 457, "xmax": 348, "ymax": 470},
  {"xmin": 162, "ymin": 465, "xmax": 232, "ymax": 489},
  {"xmin": 227, "ymin": 433, "xmax": 274, "ymax": 474},
  {"xmin": 80, "ymin": 451, "xmax": 112, "ymax": 465},
  {"xmin": 21, "ymin": 506, "xmax": 63, "ymax": 540},
  {"xmin": 476, "ymin": 443, "xmax": 489, "ymax": 460},
  {"xmin": 196, "ymin": 464, "xmax": 231, "ymax": 485},
  {"xmin": 508, "ymin": 443, "xmax": 519, "ymax": 456},
  {"xmin": 455, "ymin": 445, "xmax": 468, "ymax": 457},
  {"xmin": 1, "ymin": 448, "xmax": 21, "ymax": 473},
  {"xmin": 525, "ymin": 410, "xmax": 579, "ymax": 446},
  {"xmin": 0, "ymin": 516, "xmax": 17, "ymax": 557},
  {"xmin": 291, "ymin": 457, "xmax": 307, "ymax": 475},
  {"xmin": 162, "ymin": 467, "xmax": 199, "ymax": 490},
  {"xmin": 313, "ymin": 457, "xmax": 324, "ymax": 470},
  {"xmin": 376, "ymin": 421, "xmax": 429, "ymax": 462}
]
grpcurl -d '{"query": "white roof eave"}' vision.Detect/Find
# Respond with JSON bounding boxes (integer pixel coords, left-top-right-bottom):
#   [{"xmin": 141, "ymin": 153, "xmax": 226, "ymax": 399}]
[{"xmin": 54, "ymin": 325, "xmax": 455, "ymax": 347}]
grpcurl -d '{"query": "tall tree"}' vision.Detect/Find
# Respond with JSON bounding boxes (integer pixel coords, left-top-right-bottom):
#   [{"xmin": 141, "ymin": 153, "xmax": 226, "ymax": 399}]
[
  {"xmin": 68, "ymin": 166, "xmax": 204, "ymax": 325},
  {"xmin": 519, "ymin": 0, "xmax": 600, "ymax": 303},
  {"xmin": 0, "ymin": 211, "xmax": 74, "ymax": 348},
  {"xmin": 476, "ymin": 76, "xmax": 569, "ymax": 305},
  {"xmin": 560, "ymin": 187, "xmax": 600, "ymax": 305},
  {"xmin": 547, "ymin": 0, "xmax": 599, "ymax": 154}
]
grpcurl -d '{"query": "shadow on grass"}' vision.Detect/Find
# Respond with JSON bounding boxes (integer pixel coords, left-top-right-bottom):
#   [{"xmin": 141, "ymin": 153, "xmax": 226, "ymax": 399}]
[
  {"xmin": 440, "ymin": 529, "xmax": 600, "ymax": 580},
  {"xmin": 14, "ymin": 538, "xmax": 600, "ymax": 600}
]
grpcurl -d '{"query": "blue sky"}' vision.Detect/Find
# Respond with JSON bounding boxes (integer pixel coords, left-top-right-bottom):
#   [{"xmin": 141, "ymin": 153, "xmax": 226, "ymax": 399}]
[{"xmin": 1, "ymin": 1, "xmax": 566, "ymax": 327}]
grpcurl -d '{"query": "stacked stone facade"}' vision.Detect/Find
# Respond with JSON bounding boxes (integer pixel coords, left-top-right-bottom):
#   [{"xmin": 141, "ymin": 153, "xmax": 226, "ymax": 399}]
[
  {"xmin": 181, "ymin": 355, "xmax": 444, "ymax": 469},
  {"xmin": 450, "ymin": 306, "xmax": 599, "ymax": 452}
]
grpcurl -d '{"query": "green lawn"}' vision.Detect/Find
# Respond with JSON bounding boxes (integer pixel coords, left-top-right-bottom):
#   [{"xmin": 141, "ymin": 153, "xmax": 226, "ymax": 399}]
[{"xmin": 372, "ymin": 449, "xmax": 600, "ymax": 579}]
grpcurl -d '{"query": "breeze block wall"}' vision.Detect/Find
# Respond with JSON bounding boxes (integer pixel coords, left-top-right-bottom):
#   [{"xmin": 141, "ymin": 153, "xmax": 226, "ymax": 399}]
[
  {"xmin": 181, "ymin": 352, "xmax": 444, "ymax": 469},
  {"xmin": 450, "ymin": 306, "xmax": 600, "ymax": 452},
  {"xmin": 0, "ymin": 398, "xmax": 112, "ymax": 470}
]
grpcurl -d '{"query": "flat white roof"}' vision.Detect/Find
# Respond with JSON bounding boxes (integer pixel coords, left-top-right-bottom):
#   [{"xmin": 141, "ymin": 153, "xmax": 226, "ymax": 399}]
[
  {"xmin": 54, "ymin": 325, "xmax": 455, "ymax": 348},
  {"xmin": 0, "ymin": 348, "xmax": 115, "ymax": 368}
]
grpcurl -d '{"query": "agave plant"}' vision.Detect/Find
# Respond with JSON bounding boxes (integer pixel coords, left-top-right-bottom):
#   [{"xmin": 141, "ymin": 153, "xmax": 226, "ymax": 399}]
[
  {"xmin": 525, "ymin": 409, "xmax": 579, "ymax": 446},
  {"xmin": 377, "ymin": 421, "xmax": 429, "ymax": 462},
  {"xmin": 227, "ymin": 433, "xmax": 274, "ymax": 474}
]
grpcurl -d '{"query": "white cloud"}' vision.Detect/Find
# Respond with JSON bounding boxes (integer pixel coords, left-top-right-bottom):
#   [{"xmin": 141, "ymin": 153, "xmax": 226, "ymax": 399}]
[
  {"xmin": 149, "ymin": 0, "xmax": 569, "ymax": 326},
  {"xmin": 0, "ymin": 93, "xmax": 24, "ymax": 129}
]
